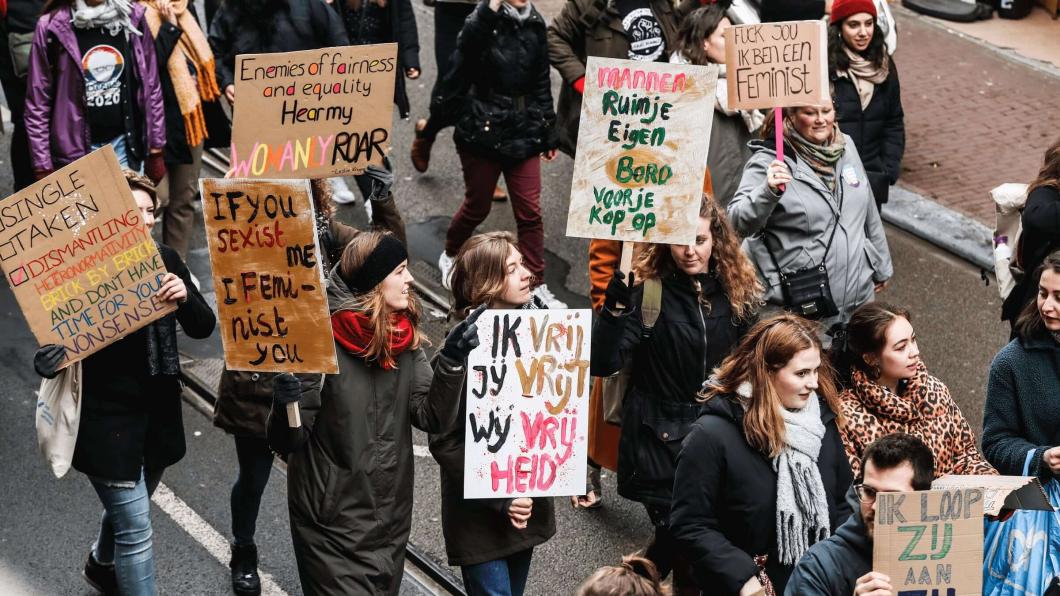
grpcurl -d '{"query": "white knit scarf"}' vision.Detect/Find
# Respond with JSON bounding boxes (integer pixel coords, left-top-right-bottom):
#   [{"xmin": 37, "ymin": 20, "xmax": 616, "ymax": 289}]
[
  {"xmin": 71, "ymin": 0, "xmax": 141, "ymax": 36},
  {"xmin": 773, "ymin": 393, "xmax": 830, "ymax": 566}
]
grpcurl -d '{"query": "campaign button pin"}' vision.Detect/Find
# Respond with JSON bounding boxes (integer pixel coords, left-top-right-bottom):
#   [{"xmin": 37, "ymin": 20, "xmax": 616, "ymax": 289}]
[{"xmin": 842, "ymin": 166, "xmax": 860, "ymax": 187}]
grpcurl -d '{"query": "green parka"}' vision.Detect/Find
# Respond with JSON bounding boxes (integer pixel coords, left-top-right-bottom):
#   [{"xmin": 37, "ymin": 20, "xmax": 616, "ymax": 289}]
[{"xmin": 268, "ymin": 268, "xmax": 466, "ymax": 595}]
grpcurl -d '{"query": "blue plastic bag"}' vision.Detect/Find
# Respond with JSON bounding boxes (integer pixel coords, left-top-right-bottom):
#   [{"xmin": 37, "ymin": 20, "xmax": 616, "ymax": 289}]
[{"xmin": 984, "ymin": 449, "xmax": 1060, "ymax": 595}]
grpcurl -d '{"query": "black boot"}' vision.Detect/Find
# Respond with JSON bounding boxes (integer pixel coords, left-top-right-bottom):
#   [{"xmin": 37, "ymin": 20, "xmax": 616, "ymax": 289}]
[
  {"xmin": 82, "ymin": 550, "xmax": 117, "ymax": 595},
  {"xmin": 229, "ymin": 544, "xmax": 261, "ymax": 596}
]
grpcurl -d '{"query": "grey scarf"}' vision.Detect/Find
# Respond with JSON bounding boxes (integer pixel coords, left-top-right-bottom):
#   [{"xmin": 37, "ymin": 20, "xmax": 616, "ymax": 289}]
[
  {"xmin": 71, "ymin": 0, "xmax": 141, "ymax": 36},
  {"xmin": 773, "ymin": 393, "xmax": 830, "ymax": 566},
  {"xmin": 501, "ymin": 1, "xmax": 533, "ymax": 22}
]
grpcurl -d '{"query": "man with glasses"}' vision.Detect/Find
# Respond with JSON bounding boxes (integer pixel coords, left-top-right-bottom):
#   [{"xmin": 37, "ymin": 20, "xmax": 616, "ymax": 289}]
[{"xmin": 784, "ymin": 433, "xmax": 935, "ymax": 596}]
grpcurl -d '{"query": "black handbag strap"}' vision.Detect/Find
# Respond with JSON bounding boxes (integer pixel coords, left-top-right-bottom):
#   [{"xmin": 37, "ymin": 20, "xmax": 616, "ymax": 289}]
[{"xmin": 761, "ymin": 179, "xmax": 844, "ymax": 279}]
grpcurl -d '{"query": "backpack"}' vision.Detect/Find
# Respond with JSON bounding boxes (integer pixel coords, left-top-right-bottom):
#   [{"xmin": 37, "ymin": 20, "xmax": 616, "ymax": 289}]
[
  {"xmin": 600, "ymin": 278, "xmax": 662, "ymax": 426},
  {"xmin": 992, "ymin": 183, "xmax": 1030, "ymax": 299}
]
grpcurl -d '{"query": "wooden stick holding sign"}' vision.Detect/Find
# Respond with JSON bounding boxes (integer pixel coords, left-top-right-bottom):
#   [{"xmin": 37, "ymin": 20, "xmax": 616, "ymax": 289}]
[
  {"xmin": 199, "ymin": 179, "xmax": 339, "ymax": 428},
  {"xmin": 724, "ymin": 20, "xmax": 830, "ymax": 193}
]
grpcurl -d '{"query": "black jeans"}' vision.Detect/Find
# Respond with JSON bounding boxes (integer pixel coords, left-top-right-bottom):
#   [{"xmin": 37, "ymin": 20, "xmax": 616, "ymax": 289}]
[
  {"xmin": 230, "ymin": 436, "xmax": 275, "ymax": 546},
  {"xmin": 0, "ymin": 71, "xmax": 33, "ymax": 190}
]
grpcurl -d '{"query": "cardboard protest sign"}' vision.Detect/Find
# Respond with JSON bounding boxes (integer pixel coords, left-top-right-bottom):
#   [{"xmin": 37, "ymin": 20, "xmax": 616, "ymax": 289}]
[
  {"xmin": 566, "ymin": 58, "xmax": 718, "ymax": 245},
  {"xmin": 932, "ymin": 474, "xmax": 1053, "ymax": 515},
  {"xmin": 464, "ymin": 309, "xmax": 591, "ymax": 498},
  {"xmin": 724, "ymin": 20, "xmax": 829, "ymax": 111},
  {"xmin": 230, "ymin": 44, "xmax": 397, "ymax": 179},
  {"xmin": 873, "ymin": 488, "xmax": 984, "ymax": 596},
  {"xmin": 199, "ymin": 178, "xmax": 337, "ymax": 374},
  {"xmin": 0, "ymin": 147, "xmax": 176, "ymax": 364}
]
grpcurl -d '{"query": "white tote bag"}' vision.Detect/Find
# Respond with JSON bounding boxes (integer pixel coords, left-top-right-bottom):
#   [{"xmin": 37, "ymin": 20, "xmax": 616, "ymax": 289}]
[{"xmin": 35, "ymin": 361, "xmax": 82, "ymax": 478}]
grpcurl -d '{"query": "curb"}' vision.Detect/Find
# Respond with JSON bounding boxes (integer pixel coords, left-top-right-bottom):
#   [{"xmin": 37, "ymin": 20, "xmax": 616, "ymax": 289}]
[{"xmin": 883, "ymin": 184, "xmax": 994, "ymax": 272}]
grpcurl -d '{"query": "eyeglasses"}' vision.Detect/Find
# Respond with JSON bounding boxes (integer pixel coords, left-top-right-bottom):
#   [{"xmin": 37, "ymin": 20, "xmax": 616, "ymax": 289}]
[{"xmin": 854, "ymin": 484, "xmax": 878, "ymax": 504}]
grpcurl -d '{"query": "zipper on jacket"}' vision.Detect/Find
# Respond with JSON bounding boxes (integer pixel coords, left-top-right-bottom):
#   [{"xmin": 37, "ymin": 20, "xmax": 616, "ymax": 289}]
[{"xmin": 696, "ymin": 293, "xmax": 708, "ymax": 383}]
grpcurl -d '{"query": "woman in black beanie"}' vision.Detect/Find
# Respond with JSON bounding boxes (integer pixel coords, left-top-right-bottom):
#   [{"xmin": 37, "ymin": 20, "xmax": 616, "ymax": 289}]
[{"xmin": 268, "ymin": 231, "xmax": 481, "ymax": 595}]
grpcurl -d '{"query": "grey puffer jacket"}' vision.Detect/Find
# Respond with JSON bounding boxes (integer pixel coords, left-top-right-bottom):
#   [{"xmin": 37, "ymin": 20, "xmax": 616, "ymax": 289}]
[
  {"xmin": 727, "ymin": 137, "xmax": 893, "ymax": 331},
  {"xmin": 268, "ymin": 267, "xmax": 465, "ymax": 595}
]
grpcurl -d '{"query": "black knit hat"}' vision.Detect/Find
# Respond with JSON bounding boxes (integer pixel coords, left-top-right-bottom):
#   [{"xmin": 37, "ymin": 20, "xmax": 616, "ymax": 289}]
[{"xmin": 341, "ymin": 235, "xmax": 408, "ymax": 293}]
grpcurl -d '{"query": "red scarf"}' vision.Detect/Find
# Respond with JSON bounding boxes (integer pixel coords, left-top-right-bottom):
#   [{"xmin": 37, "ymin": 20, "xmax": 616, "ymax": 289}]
[{"xmin": 331, "ymin": 310, "xmax": 416, "ymax": 370}]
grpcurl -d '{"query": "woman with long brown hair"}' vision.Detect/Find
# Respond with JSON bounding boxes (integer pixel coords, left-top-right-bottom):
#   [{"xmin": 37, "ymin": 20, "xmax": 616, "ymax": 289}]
[
  {"xmin": 267, "ymin": 231, "xmax": 479, "ymax": 595},
  {"xmin": 835, "ymin": 302, "xmax": 995, "ymax": 478},
  {"xmin": 1001, "ymin": 137, "xmax": 1060, "ymax": 328},
  {"xmin": 590, "ymin": 193, "xmax": 762, "ymax": 594},
  {"xmin": 428, "ymin": 232, "xmax": 557, "ymax": 595},
  {"xmin": 212, "ymin": 179, "xmax": 362, "ymax": 595},
  {"xmin": 669, "ymin": 315, "xmax": 853, "ymax": 596}
]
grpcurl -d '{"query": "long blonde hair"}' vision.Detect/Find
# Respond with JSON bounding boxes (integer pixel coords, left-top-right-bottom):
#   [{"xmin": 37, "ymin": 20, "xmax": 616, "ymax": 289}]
[
  {"xmin": 701, "ymin": 314, "xmax": 843, "ymax": 458},
  {"xmin": 449, "ymin": 232, "xmax": 525, "ymax": 321},
  {"xmin": 337, "ymin": 231, "xmax": 424, "ymax": 367},
  {"xmin": 633, "ymin": 193, "xmax": 763, "ymax": 321}
]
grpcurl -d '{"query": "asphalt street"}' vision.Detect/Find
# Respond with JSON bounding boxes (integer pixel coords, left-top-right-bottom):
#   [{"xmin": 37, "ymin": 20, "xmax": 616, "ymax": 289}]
[{"xmin": 0, "ymin": 3, "xmax": 1015, "ymax": 595}]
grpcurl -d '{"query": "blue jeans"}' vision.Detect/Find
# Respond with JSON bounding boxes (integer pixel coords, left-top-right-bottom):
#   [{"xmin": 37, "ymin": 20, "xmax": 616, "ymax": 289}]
[
  {"xmin": 91, "ymin": 134, "xmax": 141, "ymax": 171},
  {"xmin": 89, "ymin": 468, "xmax": 163, "ymax": 596},
  {"xmin": 460, "ymin": 548, "xmax": 534, "ymax": 596}
]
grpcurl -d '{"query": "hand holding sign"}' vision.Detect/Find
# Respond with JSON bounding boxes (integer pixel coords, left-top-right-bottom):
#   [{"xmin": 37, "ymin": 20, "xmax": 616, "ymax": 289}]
[
  {"xmin": 272, "ymin": 373, "xmax": 304, "ymax": 428},
  {"xmin": 854, "ymin": 572, "xmax": 893, "ymax": 596},
  {"xmin": 766, "ymin": 160, "xmax": 792, "ymax": 194},
  {"xmin": 508, "ymin": 497, "xmax": 533, "ymax": 529},
  {"xmin": 34, "ymin": 344, "xmax": 67, "ymax": 379},
  {"xmin": 441, "ymin": 303, "xmax": 487, "ymax": 363}
]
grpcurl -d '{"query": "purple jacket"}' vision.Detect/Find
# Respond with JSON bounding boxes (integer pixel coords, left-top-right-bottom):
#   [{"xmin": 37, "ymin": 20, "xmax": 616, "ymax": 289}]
[{"xmin": 25, "ymin": 5, "xmax": 165, "ymax": 171}]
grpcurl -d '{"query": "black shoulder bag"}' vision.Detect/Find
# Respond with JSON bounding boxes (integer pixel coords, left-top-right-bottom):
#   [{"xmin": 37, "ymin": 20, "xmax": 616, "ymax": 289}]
[{"xmin": 762, "ymin": 185, "xmax": 843, "ymax": 320}]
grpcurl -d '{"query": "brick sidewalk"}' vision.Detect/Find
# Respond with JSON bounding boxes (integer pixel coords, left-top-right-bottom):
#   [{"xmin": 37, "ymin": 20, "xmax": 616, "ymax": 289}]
[{"xmin": 892, "ymin": 11, "xmax": 1060, "ymax": 225}]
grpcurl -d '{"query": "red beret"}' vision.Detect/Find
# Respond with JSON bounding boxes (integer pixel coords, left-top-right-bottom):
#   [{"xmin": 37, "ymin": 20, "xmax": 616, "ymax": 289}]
[{"xmin": 830, "ymin": 0, "xmax": 878, "ymax": 24}]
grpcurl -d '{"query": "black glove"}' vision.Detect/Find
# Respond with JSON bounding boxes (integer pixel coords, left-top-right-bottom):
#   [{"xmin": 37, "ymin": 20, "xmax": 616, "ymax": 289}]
[
  {"xmin": 355, "ymin": 161, "xmax": 395, "ymax": 202},
  {"xmin": 272, "ymin": 373, "xmax": 302, "ymax": 406},
  {"xmin": 441, "ymin": 303, "xmax": 487, "ymax": 362},
  {"xmin": 34, "ymin": 344, "xmax": 67, "ymax": 379},
  {"xmin": 603, "ymin": 270, "xmax": 635, "ymax": 314}
]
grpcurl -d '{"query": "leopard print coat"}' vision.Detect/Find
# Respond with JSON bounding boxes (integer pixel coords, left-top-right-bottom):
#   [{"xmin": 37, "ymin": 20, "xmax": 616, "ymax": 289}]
[{"xmin": 838, "ymin": 362, "xmax": 996, "ymax": 478}]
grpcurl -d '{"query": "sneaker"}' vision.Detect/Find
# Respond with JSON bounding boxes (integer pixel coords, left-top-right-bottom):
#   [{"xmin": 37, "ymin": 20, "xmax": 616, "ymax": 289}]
[
  {"xmin": 364, "ymin": 196, "xmax": 373, "ymax": 220},
  {"xmin": 82, "ymin": 550, "xmax": 117, "ymax": 595},
  {"xmin": 230, "ymin": 543, "xmax": 262, "ymax": 596},
  {"xmin": 438, "ymin": 252, "xmax": 455, "ymax": 290},
  {"xmin": 410, "ymin": 119, "xmax": 434, "ymax": 173},
  {"xmin": 492, "ymin": 184, "xmax": 508, "ymax": 202},
  {"xmin": 533, "ymin": 284, "xmax": 568, "ymax": 309},
  {"xmin": 329, "ymin": 177, "xmax": 357, "ymax": 205}
]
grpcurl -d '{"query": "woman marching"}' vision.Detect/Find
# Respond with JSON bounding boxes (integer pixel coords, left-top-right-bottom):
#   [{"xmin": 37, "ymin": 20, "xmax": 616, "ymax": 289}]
[
  {"xmin": 670, "ymin": 315, "xmax": 853, "ymax": 596},
  {"xmin": 211, "ymin": 179, "xmax": 362, "ymax": 595},
  {"xmin": 828, "ymin": 0, "xmax": 905, "ymax": 210},
  {"xmin": 728, "ymin": 103, "xmax": 893, "ymax": 337},
  {"xmin": 268, "ymin": 231, "xmax": 479, "ymax": 595},
  {"xmin": 429, "ymin": 232, "xmax": 557, "ymax": 596},
  {"xmin": 834, "ymin": 302, "xmax": 996, "ymax": 478},
  {"xmin": 32, "ymin": 171, "xmax": 215, "ymax": 595},
  {"xmin": 983, "ymin": 249, "xmax": 1060, "ymax": 480},
  {"xmin": 670, "ymin": 4, "xmax": 763, "ymax": 206},
  {"xmin": 590, "ymin": 194, "xmax": 762, "ymax": 593},
  {"xmin": 25, "ymin": 0, "xmax": 167, "ymax": 180}
]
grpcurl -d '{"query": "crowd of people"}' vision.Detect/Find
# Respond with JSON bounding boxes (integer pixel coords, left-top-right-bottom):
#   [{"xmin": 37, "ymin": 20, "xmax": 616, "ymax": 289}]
[{"xmin": 5, "ymin": 0, "xmax": 1060, "ymax": 592}]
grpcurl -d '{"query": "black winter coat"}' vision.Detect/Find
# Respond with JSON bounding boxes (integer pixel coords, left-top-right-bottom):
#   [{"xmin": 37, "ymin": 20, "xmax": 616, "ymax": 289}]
[
  {"xmin": 783, "ymin": 488, "xmax": 869, "ymax": 596},
  {"xmin": 1002, "ymin": 186, "xmax": 1060, "ymax": 324},
  {"xmin": 208, "ymin": 0, "xmax": 349, "ymax": 91},
  {"xmin": 670, "ymin": 394, "xmax": 853, "ymax": 595},
  {"xmin": 590, "ymin": 272, "xmax": 748, "ymax": 509},
  {"xmin": 436, "ymin": 1, "xmax": 557, "ymax": 162},
  {"xmin": 832, "ymin": 64, "xmax": 905, "ymax": 206},
  {"xmin": 334, "ymin": 0, "xmax": 419, "ymax": 118},
  {"xmin": 73, "ymin": 244, "xmax": 216, "ymax": 480}
]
